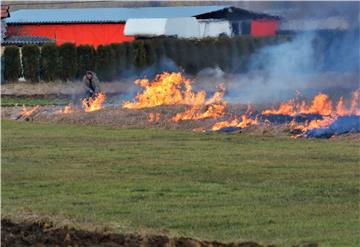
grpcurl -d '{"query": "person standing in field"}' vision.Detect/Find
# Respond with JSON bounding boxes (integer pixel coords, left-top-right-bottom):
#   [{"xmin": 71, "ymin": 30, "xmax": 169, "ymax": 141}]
[{"xmin": 83, "ymin": 71, "xmax": 100, "ymax": 99}]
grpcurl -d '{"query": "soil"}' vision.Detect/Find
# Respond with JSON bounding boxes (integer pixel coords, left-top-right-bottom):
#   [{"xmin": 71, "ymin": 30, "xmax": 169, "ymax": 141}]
[{"xmin": 1, "ymin": 218, "xmax": 319, "ymax": 247}]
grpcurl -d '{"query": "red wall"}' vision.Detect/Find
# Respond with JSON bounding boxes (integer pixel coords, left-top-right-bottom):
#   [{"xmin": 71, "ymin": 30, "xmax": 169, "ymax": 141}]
[
  {"xmin": 251, "ymin": 19, "xmax": 278, "ymax": 37},
  {"xmin": 8, "ymin": 23, "xmax": 135, "ymax": 47}
]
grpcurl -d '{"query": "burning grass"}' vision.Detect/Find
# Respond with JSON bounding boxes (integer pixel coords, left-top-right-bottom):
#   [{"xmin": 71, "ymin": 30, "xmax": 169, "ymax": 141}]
[
  {"xmin": 2, "ymin": 72, "xmax": 359, "ymax": 139},
  {"xmin": 2, "ymin": 120, "xmax": 360, "ymax": 246}
]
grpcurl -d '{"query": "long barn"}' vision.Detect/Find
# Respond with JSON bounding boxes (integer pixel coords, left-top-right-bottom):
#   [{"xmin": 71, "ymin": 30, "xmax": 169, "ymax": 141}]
[{"xmin": 5, "ymin": 6, "xmax": 279, "ymax": 47}]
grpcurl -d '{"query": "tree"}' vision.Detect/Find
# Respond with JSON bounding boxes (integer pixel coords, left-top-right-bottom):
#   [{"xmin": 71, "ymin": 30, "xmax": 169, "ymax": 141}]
[
  {"xmin": 144, "ymin": 40, "xmax": 157, "ymax": 67},
  {"xmin": 40, "ymin": 43, "xmax": 59, "ymax": 82},
  {"xmin": 95, "ymin": 45, "xmax": 116, "ymax": 81},
  {"xmin": 133, "ymin": 40, "xmax": 147, "ymax": 69},
  {"xmin": 22, "ymin": 45, "xmax": 40, "ymax": 82},
  {"xmin": 58, "ymin": 43, "xmax": 77, "ymax": 81},
  {"xmin": 110, "ymin": 43, "xmax": 127, "ymax": 77},
  {"xmin": 77, "ymin": 45, "xmax": 96, "ymax": 78},
  {"xmin": 3, "ymin": 46, "xmax": 21, "ymax": 82}
]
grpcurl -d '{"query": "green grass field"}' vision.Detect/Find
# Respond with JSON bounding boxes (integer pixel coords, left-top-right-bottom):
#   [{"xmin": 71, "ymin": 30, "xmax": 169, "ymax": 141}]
[{"xmin": 2, "ymin": 120, "xmax": 360, "ymax": 246}]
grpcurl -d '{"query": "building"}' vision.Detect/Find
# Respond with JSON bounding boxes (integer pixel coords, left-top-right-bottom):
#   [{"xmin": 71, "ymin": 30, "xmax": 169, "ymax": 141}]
[
  {"xmin": 1, "ymin": 5, "xmax": 10, "ymax": 42},
  {"xmin": 5, "ymin": 6, "xmax": 279, "ymax": 47}
]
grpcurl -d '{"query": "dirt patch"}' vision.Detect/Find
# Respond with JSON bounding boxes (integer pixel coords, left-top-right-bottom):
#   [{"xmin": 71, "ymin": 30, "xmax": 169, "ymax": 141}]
[{"xmin": 1, "ymin": 218, "xmax": 319, "ymax": 247}]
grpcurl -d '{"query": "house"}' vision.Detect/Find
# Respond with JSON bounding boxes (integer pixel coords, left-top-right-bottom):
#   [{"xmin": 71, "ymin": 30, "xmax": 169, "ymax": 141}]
[
  {"xmin": 4, "ymin": 6, "xmax": 279, "ymax": 47},
  {"xmin": 1, "ymin": 5, "xmax": 10, "ymax": 42}
]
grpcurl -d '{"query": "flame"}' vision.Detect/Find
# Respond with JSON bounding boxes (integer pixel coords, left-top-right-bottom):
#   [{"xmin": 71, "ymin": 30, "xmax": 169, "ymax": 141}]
[
  {"xmin": 148, "ymin": 112, "xmax": 160, "ymax": 122},
  {"xmin": 123, "ymin": 72, "xmax": 227, "ymax": 121},
  {"xmin": 299, "ymin": 93, "xmax": 333, "ymax": 116},
  {"xmin": 211, "ymin": 114, "xmax": 258, "ymax": 131},
  {"xmin": 123, "ymin": 72, "xmax": 206, "ymax": 109},
  {"xmin": 336, "ymin": 90, "xmax": 359, "ymax": 116},
  {"xmin": 172, "ymin": 83, "xmax": 227, "ymax": 121},
  {"xmin": 56, "ymin": 104, "xmax": 74, "ymax": 114},
  {"xmin": 262, "ymin": 91, "xmax": 359, "ymax": 117},
  {"xmin": 82, "ymin": 92, "xmax": 106, "ymax": 112},
  {"xmin": 19, "ymin": 105, "xmax": 40, "ymax": 117},
  {"xmin": 293, "ymin": 116, "xmax": 335, "ymax": 133},
  {"xmin": 290, "ymin": 90, "xmax": 359, "ymax": 137}
]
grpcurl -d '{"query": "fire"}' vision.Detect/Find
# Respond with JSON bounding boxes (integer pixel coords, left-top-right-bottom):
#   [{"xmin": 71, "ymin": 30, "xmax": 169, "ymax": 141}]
[
  {"xmin": 19, "ymin": 105, "xmax": 40, "ymax": 118},
  {"xmin": 336, "ymin": 90, "xmax": 359, "ymax": 116},
  {"xmin": 299, "ymin": 93, "xmax": 333, "ymax": 116},
  {"xmin": 82, "ymin": 92, "xmax": 106, "ymax": 112},
  {"xmin": 172, "ymin": 84, "xmax": 226, "ymax": 122},
  {"xmin": 56, "ymin": 104, "xmax": 74, "ymax": 114},
  {"xmin": 262, "ymin": 91, "xmax": 359, "ymax": 117},
  {"xmin": 293, "ymin": 117, "xmax": 335, "ymax": 133},
  {"xmin": 262, "ymin": 93, "xmax": 333, "ymax": 116},
  {"xmin": 211, "ymin": 104, "xmax": 258, "ymax": 131},
  {"xmin": 262, "ymin": 99, "xmax": 295, "ymax": 115},
  {"xmin": 123, "ymin": 72, "xmax": 227, "ymax": 121},
  {"xmin": 123, "ymin": 72, "xmax": 207, "ymax": 109},
  {"xmin": 211, "ymin": 114, "xmax": 259, "ymax": 131},
  {"xmin": 289, "ymin": 90, "xmax": 360, "ymax": 137},
  {"xmin": 148, "ymin": 112, "xmax": 160, "ymax": 122}
]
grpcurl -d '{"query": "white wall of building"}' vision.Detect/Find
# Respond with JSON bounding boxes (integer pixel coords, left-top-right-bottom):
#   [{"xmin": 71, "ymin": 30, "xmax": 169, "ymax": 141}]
[
  {"xmin": 199, "ymin": 20, "xmax": 232, "ymax": 37},
  {"xmin": 124, "ymin": 17, "xmax": 233, "ymax": 38}
]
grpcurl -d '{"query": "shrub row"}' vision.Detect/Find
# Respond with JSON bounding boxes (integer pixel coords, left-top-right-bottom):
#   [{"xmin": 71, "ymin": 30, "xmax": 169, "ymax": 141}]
[{"xmin": 3, "ymin": 36, "xmax": 290, "ymax": 83}]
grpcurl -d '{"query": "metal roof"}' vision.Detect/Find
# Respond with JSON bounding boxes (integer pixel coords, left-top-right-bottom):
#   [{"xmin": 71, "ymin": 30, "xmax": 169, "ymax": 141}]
[
  {"xmin": 6, "ymin": 6, "xmax": 231, "ymax": 24},
  {"xmin": 2, "ymin": 35, "xmax": 55, "ymax": 45}
]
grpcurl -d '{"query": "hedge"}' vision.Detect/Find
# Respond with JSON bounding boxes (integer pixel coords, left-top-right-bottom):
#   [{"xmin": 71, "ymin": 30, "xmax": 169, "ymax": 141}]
[
  {"xmin": 22, "ymin": 45, "xmax": 40, "ymax": 82},
  {"xmin": 2, "ymin": 35, "xmax": 291, "ymax": 83},
  {"xmin": 40, "ymin": 44, "xmax": 59, "ymax": 82},
  {"xmin": 77, "ymin": 45, "xmax": 96, "ymax": 78},
  {"xmin": 95, "ymin": 45, "xmax": 116, "ymax": 81},
  {"xmin": 3, "ymin": 45, "xmax": 21, "ymax": 82},
  {"xmin": 58, "ymin": 43, "xmax": 77, "ymax": 81}
]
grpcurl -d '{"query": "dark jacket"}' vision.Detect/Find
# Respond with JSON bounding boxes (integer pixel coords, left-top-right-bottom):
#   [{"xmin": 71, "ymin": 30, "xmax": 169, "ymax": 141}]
[{"xmin": 82, "ymin": 71, "xmax": 100, "ymax": 95}]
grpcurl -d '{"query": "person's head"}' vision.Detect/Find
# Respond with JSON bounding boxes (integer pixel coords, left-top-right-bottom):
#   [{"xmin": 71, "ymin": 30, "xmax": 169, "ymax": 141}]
[{"xmin": 86, "ymin": 71, "xmax": 93, "ymax": 80}]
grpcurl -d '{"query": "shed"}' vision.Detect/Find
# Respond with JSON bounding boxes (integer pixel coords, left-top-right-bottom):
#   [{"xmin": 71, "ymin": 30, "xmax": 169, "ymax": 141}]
[{"xmin": 5, "ymin": 6, "xmax": 279, "ymax": 47}]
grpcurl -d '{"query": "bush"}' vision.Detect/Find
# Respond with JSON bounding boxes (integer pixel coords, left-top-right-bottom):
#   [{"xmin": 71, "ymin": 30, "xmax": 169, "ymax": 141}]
[
  {"xmin": 22, "ymin": 45, "xmax": 40, "ymax": 82},
  {"xmin": 77, "ymin": 45, "xmax": 96, "ymax": 78},
  {"xmin": 133, "ymin": 41, "xmax": 147, "ymax": 69},
  {"xmin": 124, "ymin": 42, "xmax": 136, "ymax": 71},
  {"xmin": 4, "ymin": 36, "xmax": 291, "ymax": 83},
  {"xmin": 58, "ymin": 43, "xmax": 77, "ymax": 81},
  {"xmin": 40, "ymin": 44, "xmax": 59, "ymax": 81},
  {"xmin": 95, "ymin": 45, "xmax": 116, "ymax": 81},
  {"xmin": 110, "ymin": 43, "xmax": 127, "ymax": 77},
  {"xmin": 3, "ymin": 46, "xmax": 21, "ymax": 82}
]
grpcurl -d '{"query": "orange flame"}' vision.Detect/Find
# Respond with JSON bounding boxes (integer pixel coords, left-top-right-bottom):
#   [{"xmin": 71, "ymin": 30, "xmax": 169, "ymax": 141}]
[
  {"xmin": 148, "ymin": 112, "xmax": 160, "ymax": 122},
  {"xmin": 263, "ymin": 91, "xmax": 359, "ymax": 117},
  {"xmin": 123, "ymin": 72, "xmax": 206, "ymax": 109},
  {"xmin": 122, "ymin": 72, "xmax": 227, "ymax": 121},
  {"xmin": 82, "ymin": 92, "xmax": 106, "ymax": 112},
  {"xmin": 290, "ymin": 90, "xmax": 359, "ymax": 137},
  {"xmin": 19, "ymin": 105, "xmax": 40, "ymax": 117},
  {"xmin": 299, "ymin": 93, "xmax": 333, "ymax": 115},
  {"xmin": 56, "ymin": 104, "xmax": 74, "ymax": 114},
  {"xmin": 172, "ymin": 83, "xmax": 227, "ymax": 121},
  {"xmin": 211, "ymin": 114, "xmax": 258, "ymax": 131}
]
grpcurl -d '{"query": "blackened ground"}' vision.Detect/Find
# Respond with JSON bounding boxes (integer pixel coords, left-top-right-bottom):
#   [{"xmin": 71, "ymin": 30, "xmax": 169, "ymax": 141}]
[{"xmin": 1, "ymin": 218, "xmax": 319, "ymax": 247}]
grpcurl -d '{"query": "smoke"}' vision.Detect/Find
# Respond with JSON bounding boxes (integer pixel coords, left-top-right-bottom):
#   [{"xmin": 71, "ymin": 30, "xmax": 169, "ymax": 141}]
[
  {"xmin": 109, "ymin": 1, "xmax": 360, "ymax": 105},
  {"xmin": 110, "ymin": 58, "xmax": 183, "ymax": 105},
  {"xmin": 222, "ymin": 28, "xmax": 360, "ymax": 104}
]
